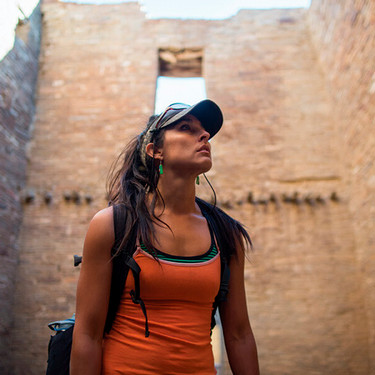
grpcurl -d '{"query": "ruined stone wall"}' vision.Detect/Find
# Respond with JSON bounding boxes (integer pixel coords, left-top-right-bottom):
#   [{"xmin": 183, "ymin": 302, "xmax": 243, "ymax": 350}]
[
  {"xmin": 0, "ymin": 4, "xmax": 41, "ymax": 373},
  {"xmin": 206, "ymin": 8, "xmax": 369, "ymax": 374},
  {"xmin": 7, "ymin": 1, "xmax": 372, "ymax": 374},
  {"xmin": 308, "ymin": 0, "xmax": 375, "ymax": 372}
]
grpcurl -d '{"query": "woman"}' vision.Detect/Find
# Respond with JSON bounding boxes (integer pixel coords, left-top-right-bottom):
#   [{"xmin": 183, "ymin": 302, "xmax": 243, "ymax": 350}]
[{"xmin": 70, "ymin": 99, "xmax": 259, "ymax": 374}]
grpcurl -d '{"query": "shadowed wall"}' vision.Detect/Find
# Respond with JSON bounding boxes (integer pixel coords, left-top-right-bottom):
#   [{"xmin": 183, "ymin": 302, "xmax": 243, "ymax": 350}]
[
  {"xmin": 0, "ymin": 5, "xmax": 41, "ymax": 374},
  {"xmin": 1, "ymin": 0, "xmax": 373, "ymax": 373}
]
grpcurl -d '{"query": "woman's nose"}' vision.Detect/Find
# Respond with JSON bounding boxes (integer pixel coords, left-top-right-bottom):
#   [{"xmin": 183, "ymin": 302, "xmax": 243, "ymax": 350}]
[{"xmin": 199, "ymin": 129, "xmax": 210, "ymax": 142}]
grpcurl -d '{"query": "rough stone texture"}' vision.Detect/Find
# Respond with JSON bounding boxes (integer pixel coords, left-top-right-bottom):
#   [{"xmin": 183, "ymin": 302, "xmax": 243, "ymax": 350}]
[
  {"xmin": 308, "ymin": 1, "xmax": 375, "ymax": 372},
  {"xmin": 0, "ymin": 4, "xmax": 41, "ymax": 374},
  {"xmin": 3, "ymin": 0, "xmax": 373, "ymax": 374},
  {"xmin": 159, "ymin": 48, "xmax": 203, "ymax": 77}
]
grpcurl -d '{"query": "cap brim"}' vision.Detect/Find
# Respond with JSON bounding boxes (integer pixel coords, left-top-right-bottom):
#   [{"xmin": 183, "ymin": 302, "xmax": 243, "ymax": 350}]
[{"xmin": 161, "ymin": 99, "xmax": 223, "ymax": 138}]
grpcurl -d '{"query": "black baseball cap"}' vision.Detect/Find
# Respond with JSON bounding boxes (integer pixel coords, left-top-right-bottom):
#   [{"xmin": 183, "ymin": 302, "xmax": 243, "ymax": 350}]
[{"xmin": 151, "ymin": 99, "xmax": 223, "ymax": 138}]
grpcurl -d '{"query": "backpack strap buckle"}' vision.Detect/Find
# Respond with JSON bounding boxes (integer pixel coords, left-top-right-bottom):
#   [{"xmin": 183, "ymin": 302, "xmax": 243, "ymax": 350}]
[{"xmin": 126, "ymin": 256, "xmax": 150, "ymax": 338}]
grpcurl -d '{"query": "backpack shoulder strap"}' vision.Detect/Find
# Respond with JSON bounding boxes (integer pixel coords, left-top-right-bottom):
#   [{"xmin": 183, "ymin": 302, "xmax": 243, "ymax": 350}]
[
  {"xmin": 104, "ymin": 204, "xmax": 136, "ymax": 334},
  {"xmin": 196, "ymin": 199, "xmax": 231, "ymax": 332},
  {"xmin": 210, "ymin": 254, "xmax": 230, "ymax": 332},
  {"xmin": 126, "ymin": 256, "xmax": 150, "ymax": 337}
]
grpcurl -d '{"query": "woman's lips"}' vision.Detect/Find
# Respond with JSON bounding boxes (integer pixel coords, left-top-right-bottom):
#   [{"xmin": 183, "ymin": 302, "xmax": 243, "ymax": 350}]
[{"xmin": 197, "ymin": 145, "xmax": 210, "ymax": 154}]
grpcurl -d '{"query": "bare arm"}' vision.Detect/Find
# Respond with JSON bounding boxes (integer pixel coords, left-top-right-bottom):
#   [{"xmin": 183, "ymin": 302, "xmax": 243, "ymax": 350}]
[
  {"xmin": 70, "ymin": 207, "xmax": 114, "ymax": 375},
  {"xmin": 219, "ymin": 245, "xmax": 260, "ymax": 375}
]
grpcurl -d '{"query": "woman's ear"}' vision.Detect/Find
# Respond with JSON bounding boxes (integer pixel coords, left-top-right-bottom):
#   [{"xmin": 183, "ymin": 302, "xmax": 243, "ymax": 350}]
[{"xmin": 145, "ymin": 143, "xmax": 163, "ymax": 160}]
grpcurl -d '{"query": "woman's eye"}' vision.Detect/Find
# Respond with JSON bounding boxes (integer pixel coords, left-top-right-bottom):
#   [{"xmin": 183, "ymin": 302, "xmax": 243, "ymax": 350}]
[{"xmin": 180, "ymin": 124, "xmax": 190, "ymax": 130}]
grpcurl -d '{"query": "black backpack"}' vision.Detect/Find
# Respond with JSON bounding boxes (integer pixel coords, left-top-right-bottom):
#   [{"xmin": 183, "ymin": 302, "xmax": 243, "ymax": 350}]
[{"xmin": 46, "ymin": 202, "xmax": 229, "ymax": 374}]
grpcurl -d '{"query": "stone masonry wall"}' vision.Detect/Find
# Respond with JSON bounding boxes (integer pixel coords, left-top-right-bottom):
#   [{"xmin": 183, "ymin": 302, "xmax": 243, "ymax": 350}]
[
  {"xmin": 7, "ymin": 1, "xmax": 372, "ymax": 374},
  {"xmin": 308, "ymin": 0, "xmax": 375, "ymax": 372},
  {"xmin": 0, "ymin": 4, "xmax": 41, "ymax": 373}
]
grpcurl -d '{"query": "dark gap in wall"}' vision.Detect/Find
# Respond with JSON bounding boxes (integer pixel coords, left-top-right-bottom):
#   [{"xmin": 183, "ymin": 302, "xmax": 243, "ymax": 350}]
[{"xmin": 158, "ymin": 48, "xmax": 203, "ymax": 77}]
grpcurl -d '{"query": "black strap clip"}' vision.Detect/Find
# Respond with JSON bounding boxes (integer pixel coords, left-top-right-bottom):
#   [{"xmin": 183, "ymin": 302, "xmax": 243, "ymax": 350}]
[{"xmin": 126, "ymin": 256, "xmax": 150, "ymax": 338}]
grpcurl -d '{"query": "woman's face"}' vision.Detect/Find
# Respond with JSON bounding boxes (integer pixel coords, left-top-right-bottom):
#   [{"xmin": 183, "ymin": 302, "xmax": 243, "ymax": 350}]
[{"xmin": 158, "ymin": 114, "xmax": 212, "ymax": 176}]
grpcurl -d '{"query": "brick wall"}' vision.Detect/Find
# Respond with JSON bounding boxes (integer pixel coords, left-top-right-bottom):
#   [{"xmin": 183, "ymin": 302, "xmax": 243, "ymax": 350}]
[
  {"xmin": 308, "ymin": 0, "xmax": 375, "ymax": 372},
  {"xmin": 0, "ymin": 4, "xmax": 41, "ymax": 373},
  {"xmin": 3, "ymin": 1, "xmax": 373, "ymax": 374}
]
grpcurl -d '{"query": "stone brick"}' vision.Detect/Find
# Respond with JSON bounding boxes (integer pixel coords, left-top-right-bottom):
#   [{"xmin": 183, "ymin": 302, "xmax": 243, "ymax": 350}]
[
  {"xmin": 0, "ymin": 4, "xmax": 41, "ymax": 374},
  {"xmin": 308, "ymin": 1, "xmax": 375, "ymax": 372},
  {"xmin": 1, "ymin": 0, "xmax": 373, "ymax": 374}
]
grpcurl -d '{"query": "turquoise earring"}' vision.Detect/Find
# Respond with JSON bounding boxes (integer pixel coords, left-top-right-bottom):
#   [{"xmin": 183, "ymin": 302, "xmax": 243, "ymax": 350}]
[
  {"xmin": 196, "ymin": 175, "xmax": 200, "ymax": 185},
  {"xmin": 159, "ymin": 162, "xmax": 163, "ymax": 175}
]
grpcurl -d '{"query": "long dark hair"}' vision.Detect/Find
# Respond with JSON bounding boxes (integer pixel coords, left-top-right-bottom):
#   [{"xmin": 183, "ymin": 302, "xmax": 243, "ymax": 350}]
[
  {"xmin": 107, "ymin": 115, "xmax": 167, "ymax": 256},
  {"xmin": 106, "ymin": 115, "xmax": 252, "ymax": 261}
]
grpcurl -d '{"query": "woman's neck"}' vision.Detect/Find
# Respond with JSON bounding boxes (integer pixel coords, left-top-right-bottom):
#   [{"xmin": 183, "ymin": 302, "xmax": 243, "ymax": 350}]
[{"xmin": 153, "ymin": 174, "xmax": 198, "ymax": 215}]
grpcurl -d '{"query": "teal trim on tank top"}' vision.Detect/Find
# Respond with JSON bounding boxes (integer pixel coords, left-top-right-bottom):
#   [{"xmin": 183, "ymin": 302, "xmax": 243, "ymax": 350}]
[{"xmin": 139, "ymin": 242, "xmax": 218, "ymax": 263}]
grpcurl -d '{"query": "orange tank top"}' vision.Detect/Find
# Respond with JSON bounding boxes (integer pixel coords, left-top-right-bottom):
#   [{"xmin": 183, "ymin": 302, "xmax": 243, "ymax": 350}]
[{"xmin": 102, "ymin": 236, "xmax": 221, "ymax": 375}]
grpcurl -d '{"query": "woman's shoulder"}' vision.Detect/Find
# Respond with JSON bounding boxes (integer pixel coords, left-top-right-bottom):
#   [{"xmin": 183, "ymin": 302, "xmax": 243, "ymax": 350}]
[
  {"xmin": 196, "ymin": 197, "xmax": 237, "ymax": 223},
  {"xmin": 196, "ymin": 197, "xmax": 252, "ymax": 255},
  {"xmin": 81, "ymin": 206, "xmax": 116, "ymax": 261},
  {"xmin": 89, "ymin": 204, "xmax": 130, "ymax": 242},
  {"xmin": 91, "ymin": 205, "xmax": 114, "ymax": 225},
  {"xmin": 86, "ymin": 206, "xmax": 115, "ymax": 242}
]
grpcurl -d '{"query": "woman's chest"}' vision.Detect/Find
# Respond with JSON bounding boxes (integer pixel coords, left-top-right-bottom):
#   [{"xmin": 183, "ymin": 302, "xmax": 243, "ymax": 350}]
[
  {"xmin": 125, "ymin": 250, "xmax": 221, "ymax": 304},
  {"xmin": 153, "ymin": 214, "xmax": 212, "ymax": 257}
]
